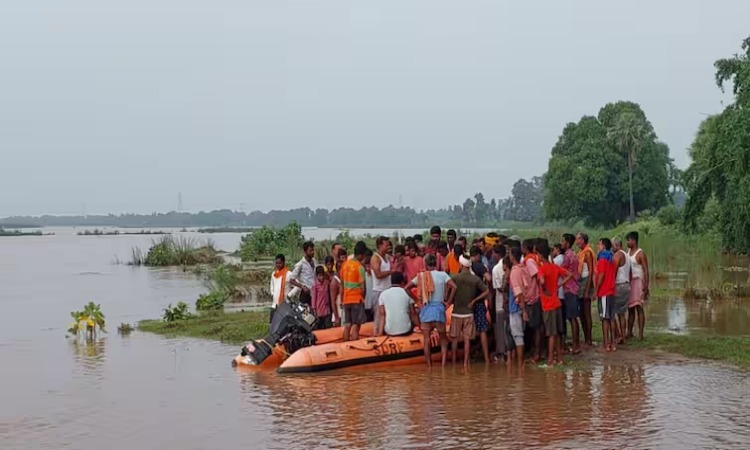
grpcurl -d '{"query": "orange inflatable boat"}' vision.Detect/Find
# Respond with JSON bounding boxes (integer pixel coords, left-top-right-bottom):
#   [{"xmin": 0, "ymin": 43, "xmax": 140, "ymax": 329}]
[
  {"xmin": 233, "ymin": 322, "xmax": 375, "ymax": 369},
  {"xmin": 277, "ymin": 332, "xmax": 441, "ymax": 373},
  {"xmin": 232, "ymin": 300, "xmax": 451, "ymax": 372}
]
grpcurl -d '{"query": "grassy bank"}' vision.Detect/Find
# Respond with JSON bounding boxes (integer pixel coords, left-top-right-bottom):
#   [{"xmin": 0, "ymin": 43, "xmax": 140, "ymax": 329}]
[
  {"xmin": 589, "ymin": 320, "xmax": 749, "ymax": 369},
  {"xmin": 138, "ymin": 310, "xmax": 750, "ymax": 369},
  {"xmin": 139, "ymin": 311, "xmax": 268, "ymax": 344},
  {"xmin": 626, "ymin": 332, "xmax": 750, "ymax": 369}
]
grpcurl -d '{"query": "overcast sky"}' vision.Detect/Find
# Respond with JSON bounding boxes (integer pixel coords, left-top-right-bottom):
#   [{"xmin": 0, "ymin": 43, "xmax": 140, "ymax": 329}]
[{"xmin": 1, "ymin": 1, "xmax": 747, "ymax": 216}]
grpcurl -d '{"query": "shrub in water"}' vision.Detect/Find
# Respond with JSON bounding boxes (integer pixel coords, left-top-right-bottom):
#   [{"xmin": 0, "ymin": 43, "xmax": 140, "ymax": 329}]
[
  {"xmin": 162, "ymin": 302, "xmax": 192, "ymax": 322},
  {"xmin": 195, "ymin": 291, "xmax": 227, "ymax": 311},
  {"xmin": 68, "ymin": 302, "xmax": 106, "ymax": 340}
]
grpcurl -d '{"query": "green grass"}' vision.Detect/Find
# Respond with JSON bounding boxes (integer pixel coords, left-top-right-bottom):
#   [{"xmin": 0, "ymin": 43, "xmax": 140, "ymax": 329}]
[
  {"xmin": 626, "ymin": 332, "xmax": 750, "ymax": 369},
  {"xmin": 588, "ymin": 316, "xmax": 750, "ymax": 369},
  {"xmin": 139, "ymin": 311, "xmax": 269, "ymax": 344}
]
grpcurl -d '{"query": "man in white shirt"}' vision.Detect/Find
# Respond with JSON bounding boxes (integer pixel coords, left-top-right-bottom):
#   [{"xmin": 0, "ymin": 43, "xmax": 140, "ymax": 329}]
[
  {"xmin": 269, "ymin": 254, "xmax": 293, "ymax": 322},
  {"xmin": 377, "ymin": 272, "xmax": 419, "ymax": 337},
  {"xmin": 290, "ymin": 241, "xmax": 317, "ymax": 305}
]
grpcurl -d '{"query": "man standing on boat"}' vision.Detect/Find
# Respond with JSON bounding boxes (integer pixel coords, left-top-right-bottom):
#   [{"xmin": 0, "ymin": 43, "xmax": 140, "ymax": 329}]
[
  {"xmin": 290, "ymin": 241, "xmax": 317, "ymax": 305},
  {"xmin": 371, "ymin": 236, "xmax": 399, "ymax": 332},
  {"xmin": 341, "ymin": 245, "xmax": 367, "ymax": 341}
]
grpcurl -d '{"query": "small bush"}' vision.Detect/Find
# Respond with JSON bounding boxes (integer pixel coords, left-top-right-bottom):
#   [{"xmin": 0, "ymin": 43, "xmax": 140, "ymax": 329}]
[
  {"xmin": 195, "ymin": 291, "xmax": 227, "ymax": 311},
  {"xmin": 130, "ymin": 236, "xmax": 221, "ymax": 266},
  {"xmin": 657, "ymin": 205, "xmax": 681, "ymax": 226},
  {"xmin": 239, "ymin": 222, "xmax": 304, "ymax": 262},
  {"xmin": 163, "ymin": 302, "xmax": 192, "ymax": 322}
]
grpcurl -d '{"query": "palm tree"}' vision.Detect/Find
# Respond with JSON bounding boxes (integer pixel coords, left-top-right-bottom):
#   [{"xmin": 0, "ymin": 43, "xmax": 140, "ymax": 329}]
[{"xmin": 608, "ymin": 112, "xmax": 646, "ymax": 223}]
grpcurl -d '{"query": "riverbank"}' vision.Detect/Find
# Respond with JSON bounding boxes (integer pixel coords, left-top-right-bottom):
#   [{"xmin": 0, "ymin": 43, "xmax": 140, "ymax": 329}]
[
  {"xmin": 138, "ymin": 309, "xmax": 750, "ymax": 369},
  {"xmin": 139, "ymin": 310, "xmax": 269, "ymax": 344}
]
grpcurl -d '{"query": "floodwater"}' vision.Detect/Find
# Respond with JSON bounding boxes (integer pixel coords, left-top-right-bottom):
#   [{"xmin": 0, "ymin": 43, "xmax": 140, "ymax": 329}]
[{"xmin": 1, "ymin": 229, "xmax": 749, "ymax": 450}]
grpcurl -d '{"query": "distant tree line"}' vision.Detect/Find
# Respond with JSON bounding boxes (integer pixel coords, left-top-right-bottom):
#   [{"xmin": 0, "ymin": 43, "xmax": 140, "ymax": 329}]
[{"xmin": 0, "ymin": 182, "xmax": 545, "ymax": 229}]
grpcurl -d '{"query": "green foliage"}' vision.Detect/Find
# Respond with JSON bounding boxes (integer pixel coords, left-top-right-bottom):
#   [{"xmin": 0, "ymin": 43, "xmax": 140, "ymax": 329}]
[
  {"xmin": 162, "ymin": 302, "xmax": 193, "ymax": 322},
  {"xmin": 507, "ymin": 177, "xmax": 544, "ymax": 222},
  {"xmin": 239, "ymin": 221, "xmax": 304, "ymax": 262},
  {"xmin": 684, "ymin": 36, "xmax": 750, "ymax": 253},
  {"xmin": 140, "ymin": 310, "xmax": 270, "ymax": 344},
  {"xmin": 129, "ymin": 235, "xmax": 220, "ymax": 266},
  {"xmin": 656, "ymin": 205, "xmax": 681, "ymax": 226},
  {"xmin": 195, "ymin": 291, "xmax": 227, "ymax": 311},
  {"xmin": 544, "ymin": 102, "xmax": 671, "ymax": 227},
  {"xmin": 68, "ymin": 302, "xmax": 106, "ymax": 339}
]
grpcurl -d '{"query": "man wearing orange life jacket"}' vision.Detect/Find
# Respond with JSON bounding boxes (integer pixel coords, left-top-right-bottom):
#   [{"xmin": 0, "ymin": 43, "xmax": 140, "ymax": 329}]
[
  {"xmin": 341, "ymin": 245, "xmax": 368, "ymax": 341},
  {"xmin": 269, "ymin": 254, "xmax": 293, "ymax": 323},
  {"xmin": 445, "ymin": 244, "xmax": 462, "ymax": 275},
  {"xmin": 576, "ymin": 232, "xmax": 596, "ymax": 348}
]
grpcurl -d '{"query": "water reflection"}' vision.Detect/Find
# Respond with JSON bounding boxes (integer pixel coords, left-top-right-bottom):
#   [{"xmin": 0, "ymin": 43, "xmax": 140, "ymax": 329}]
[
  {"xmin": 648, "ymin": 297, "xmax": 750, "ymax": 336},
  {"xmin": 237, "ymin": 362, "xmax": 660, "ymax": 449},
  {"xmin": 69, "ymin": 339, "xmax": 107, "ymax": 375},
  {"xmin": 667, "ymin": 298, "xmax": 688, "ymax": 333}
]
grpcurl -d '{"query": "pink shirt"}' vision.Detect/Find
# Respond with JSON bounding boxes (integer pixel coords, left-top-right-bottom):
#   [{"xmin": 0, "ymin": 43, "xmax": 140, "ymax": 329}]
[
  {"xmin": 403, "ymin": 256, "xmax": 426, "ymax": 283},
  {"xmin": 311, "ymin": 279, "xmax": 331, "ymax": 316},
  {"xmin": 562, "ymin": 249, "xmax": 580, "ymax": 295},
  {"xmin": 523, "ymin": 257, "xmax": 540, "ymax": 303},
  {"xmin": 510, "ymin": 265, "xmax": 531, "ymax": 303}
]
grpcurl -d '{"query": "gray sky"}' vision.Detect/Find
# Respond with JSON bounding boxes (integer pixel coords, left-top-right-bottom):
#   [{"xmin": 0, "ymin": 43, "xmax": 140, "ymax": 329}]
[{"xmin": 1, "ymin": 1, "xmax": 747, "ymax": 216}]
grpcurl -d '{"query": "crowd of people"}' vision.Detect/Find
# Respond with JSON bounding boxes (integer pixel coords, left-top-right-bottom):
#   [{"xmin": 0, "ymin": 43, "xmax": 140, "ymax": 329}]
[{"xmin": 269, "ymin": 226, "xmax": 650, "ymax": 368}]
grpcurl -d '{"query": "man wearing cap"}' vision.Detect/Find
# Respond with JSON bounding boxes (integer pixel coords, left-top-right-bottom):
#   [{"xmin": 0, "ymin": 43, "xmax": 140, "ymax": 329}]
[{"xmin": 449, "ymin": 254, "xmax": 490, "ymax": 368}]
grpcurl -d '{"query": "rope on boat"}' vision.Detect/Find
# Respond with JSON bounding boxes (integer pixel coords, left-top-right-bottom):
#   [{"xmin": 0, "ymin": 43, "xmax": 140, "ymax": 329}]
[{"xmin": 347, "ymin": 335, "xmax": 392, "ymax": 352}]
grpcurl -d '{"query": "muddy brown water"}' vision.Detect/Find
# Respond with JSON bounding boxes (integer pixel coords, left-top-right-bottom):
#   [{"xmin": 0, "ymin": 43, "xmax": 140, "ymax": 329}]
[{"xmin": 1, "ymin": 229, "xmax": 749, "ymax": 449}]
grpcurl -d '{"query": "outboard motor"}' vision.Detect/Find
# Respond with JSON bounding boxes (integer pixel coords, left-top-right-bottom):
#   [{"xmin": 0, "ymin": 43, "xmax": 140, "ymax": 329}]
[{"xmin": 237, "ymin": 300, "xmax": 317, "ymax": 366}]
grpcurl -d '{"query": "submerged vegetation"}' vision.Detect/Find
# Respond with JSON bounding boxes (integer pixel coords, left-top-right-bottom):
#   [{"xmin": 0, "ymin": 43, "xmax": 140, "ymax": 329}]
[
  {"xmin": 193, "ymin": 263, "xmax": 271, "ymax": 311},
  {"xmin": 198, "ymin": 227, "xmax": 255, "ymax": 233},
  {"xmin": 0, "ymin": 228, "xmax": 43, "ymax": 236},
  {"xmin": 128, "ymin": 235, "xmax": 221, "ymax": 267},
  {"xmin": 77, "ymin": 229, "xmax": 169, "ymax": 236},
  {"xmin": 117, "ymin": 322, "xmax": 135, "ymax": 335},
  {"xmin": 68, "ymin": 302, "xmax": 106, "ymax": 340}
]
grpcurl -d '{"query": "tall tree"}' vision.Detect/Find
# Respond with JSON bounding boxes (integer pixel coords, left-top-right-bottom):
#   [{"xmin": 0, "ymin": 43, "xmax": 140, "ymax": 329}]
[
  {"xmin": 607, "ymin": 111, "xmax": 647, "ymax": 223},
  {"xmin": 474, "ymin": 193, "xmax": 488, "ymax": 223},
  {"xmin": 508, "ymin": 177, "xmax": 544, "ymax": 222},
  {"xmin": 462, "ymin": 198, "xmax": 475, "ymax": 223},
  {"xmin": 544, "ymin": 102, "xmax": 670, "ymax": 226},
  {"xmin": 684, "ymin": 36, "xmax": 750, "ymax": 252}
]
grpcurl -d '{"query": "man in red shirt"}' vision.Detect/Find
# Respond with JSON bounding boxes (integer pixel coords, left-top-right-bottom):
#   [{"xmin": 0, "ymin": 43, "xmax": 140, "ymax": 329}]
[
  {"xmin": 595, "ymin": 238, "xmax": 617, "ymax": 352},
  {"xmin": 537, "ymin": 243, "xmax": 573, "ymax": 366}
]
